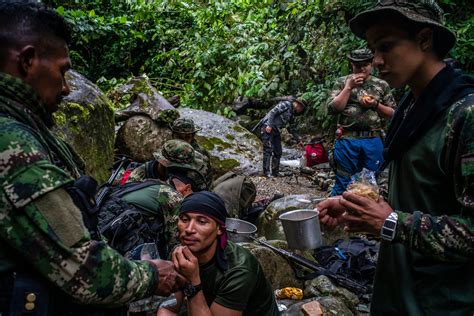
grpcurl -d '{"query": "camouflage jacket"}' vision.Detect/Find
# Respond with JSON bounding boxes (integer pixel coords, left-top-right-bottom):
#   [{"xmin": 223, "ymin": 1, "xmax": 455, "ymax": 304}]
[
  {"xmin": 389, "ymin": 92, "xmax": 474, "ymax": 260},
  {"xmin": 0, "ymin": 72, "xmax": 156, "ymax": 305},
  {"xmin": 117, "ymin": 180, "xmax": 183, "ymax": 257},
  {"xmin": 327, "ymin": 75, "xmax": 396, "ymax": 131},
  {"xmin": 262, "ymin": 101, "xmax": 299, "ymax": 140}
]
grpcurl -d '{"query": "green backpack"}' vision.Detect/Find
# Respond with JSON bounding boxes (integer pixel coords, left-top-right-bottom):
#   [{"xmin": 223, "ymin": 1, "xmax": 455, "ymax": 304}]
[{"xmin": 212, "ymin": 171, "xmax": 257, "ymax": 218}]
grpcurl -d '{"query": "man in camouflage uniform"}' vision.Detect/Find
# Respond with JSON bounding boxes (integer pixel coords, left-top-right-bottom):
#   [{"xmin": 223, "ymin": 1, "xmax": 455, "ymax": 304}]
[
  {"xmin": 123, "ymin": 139, "xmax": 208, "ymax": 191},
  {"xmin": 260, "ymin": 98, "xmax": 305, "ymax": 177},
  {"xmin": 318, "ymin": 1, "xmax": 474, "ymax": 315},
  {"xmin": 170, "ymin": 117, "xmax": 213, "ymax": 188},
  {"xmin": 0, "ymin": 3, "xmax": 183, "ymax": 314},
  {"xmin": 327, "ymin": 48, "xmax": 396, "ymax": 195}
]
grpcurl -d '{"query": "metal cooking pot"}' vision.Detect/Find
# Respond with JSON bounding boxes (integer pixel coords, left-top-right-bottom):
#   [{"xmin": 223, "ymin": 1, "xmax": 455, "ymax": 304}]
[{"xmin": 226, "ymin": 218, "xmax": 257, "ymax": 243}]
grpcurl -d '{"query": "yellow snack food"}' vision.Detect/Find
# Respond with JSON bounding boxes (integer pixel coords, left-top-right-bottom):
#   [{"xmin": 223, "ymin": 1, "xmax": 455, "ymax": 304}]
[
  {"xmin": 275, "ymin": 287, "xmax": 304, "ymax": 300},
  {"xmin": 362, "ymin": 95, "xmax": 374, "ymax": 102},
  {"xmin": 347, "ymin": 182, "xmax": 379, "ymax": 201}
]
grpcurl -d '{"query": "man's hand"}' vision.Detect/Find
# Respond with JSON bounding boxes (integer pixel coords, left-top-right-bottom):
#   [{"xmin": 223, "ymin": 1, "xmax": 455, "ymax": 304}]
[
  {"xmin": 172, "ymin": 246, "xmax": 200, "ymax": 285},
  {"xmin": 360, "ymin": 95, "xmax": 378, "ymax": 109},
  {"xmin": 317, "ymin": 197, "xmax": 346, "ymax": 230},
  {"xmin": 339, "ymin": 192, "xmax": 393, "ymax": 235},
  {"xmin": 147, "ymin": 259, "xmax": 186, "ymax": 296},
  {"xmin": 345, "ymin": 74, "xmax": 365, "ymax": 90},
  {"xmin": 265, "ymin": 126, "xmax": 272, "ymax": 134}
]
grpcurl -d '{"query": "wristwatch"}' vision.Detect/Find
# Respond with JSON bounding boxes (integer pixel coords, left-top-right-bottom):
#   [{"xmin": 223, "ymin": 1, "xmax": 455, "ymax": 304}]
[
  {"xmin": 380, "ymin": 212, "xmax": 398, "ymax": 241},
  {"xmin": 182, "ymin": 282, "xmax": 202, "ymax": 299}
]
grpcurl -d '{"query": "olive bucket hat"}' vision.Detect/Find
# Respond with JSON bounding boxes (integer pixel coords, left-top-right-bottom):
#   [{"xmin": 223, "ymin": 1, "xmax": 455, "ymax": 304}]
[
  {"xmin": 349, "ymin": 0, "xmax": 456, "ymax": 57},
  {"xmin": 170, "ymin": 118, "xmax": 201, "ymax": 134},
  {"xmin": 153, "ymin": 139, "xmax": 199, "ymax": 171},
  {"xmin": 348, "ymin": 48, "xmax": 374, "ymax": 62}
]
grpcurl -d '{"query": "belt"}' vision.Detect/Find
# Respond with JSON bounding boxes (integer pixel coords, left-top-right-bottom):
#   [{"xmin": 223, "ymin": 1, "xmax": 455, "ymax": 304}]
[{"xmin": 347, "ymin": 130, "xmax": 378, "ymax": 138}]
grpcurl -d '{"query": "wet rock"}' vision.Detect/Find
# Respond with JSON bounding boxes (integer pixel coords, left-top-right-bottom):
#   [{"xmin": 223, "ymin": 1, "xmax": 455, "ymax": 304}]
[
  {"xmin": 115, "ymin": 115, "xmax": 172, "ymax": 162},
  {"xmin": 108, "ymin": 75, "xmax": 179, "ymax": 125},
  {"xmin": 53, "ymin": 70, "xmax": 115, "ymax": 183},
  {"xmin": 178, "ymin": 108, "xmax": 262, "ymax": 176},
  {"xmin": 239, "ymin": 241, "xmax": 303, "ymax": 290},
  {"xmin": 304, "ymin": 276, "xmax": 359, "ymax": 310},
  {"xmin": 255, "ymin": 194, "xmax": 324, "ymax": 242}
]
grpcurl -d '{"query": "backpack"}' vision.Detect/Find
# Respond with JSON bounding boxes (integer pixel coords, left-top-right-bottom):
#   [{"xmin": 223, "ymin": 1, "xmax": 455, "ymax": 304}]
[
  {"xmin": 97, "ymin": 180, "xmax": 167, "ymax": 257},
  {"xmin": 313, "ymin": 237, "xmax": 379, "ymax": 290},
  {"xmin": 304, "ymin": 142, "xmax": 329, "ymax": 167},
  {"xmin": 212, "ymin": 172, "xmax": 257, "ymax": 219}
]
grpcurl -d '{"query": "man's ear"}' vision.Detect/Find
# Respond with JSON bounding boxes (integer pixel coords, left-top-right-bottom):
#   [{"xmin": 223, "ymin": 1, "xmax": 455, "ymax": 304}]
[
  {"xmin": 184, "ymin": 184, "xmax": 193, "ymax": 195},
  {"xmin": 416, "ymin": 28, "xmax": 434, "ymax": 52},
  {"xmin": 217, "ymin": 225, "xmax": 223, "ymax": 236},
  {"xmin": 17, "ymin": 45, "xmax": 37, "ymax": 76}
]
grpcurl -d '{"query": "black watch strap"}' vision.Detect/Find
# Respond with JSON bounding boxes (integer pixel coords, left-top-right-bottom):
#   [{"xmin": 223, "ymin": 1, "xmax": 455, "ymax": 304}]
[{"xmin": 183, "ymin": 283, "xmax": 202, "ymax": 299}]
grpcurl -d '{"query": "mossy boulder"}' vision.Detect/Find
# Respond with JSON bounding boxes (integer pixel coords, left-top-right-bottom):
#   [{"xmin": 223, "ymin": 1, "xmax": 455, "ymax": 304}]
[
  {"xmin": 53, "ymin": 70, "xmax": 115, "ymax": 183},
  {"xmin": 115, "ymin": 115, "xmax": 172, "ymax": 162},
  {"xmin": 239, "ymin": 240, "xmax": 303, "ymax": 290},
  {"xmin": 178, "ymin": 108, "xmax": 262, "ymax": 176},
  {"xmin": 108, "ymin": 75, "xmax": 179, "ymax": 125}
]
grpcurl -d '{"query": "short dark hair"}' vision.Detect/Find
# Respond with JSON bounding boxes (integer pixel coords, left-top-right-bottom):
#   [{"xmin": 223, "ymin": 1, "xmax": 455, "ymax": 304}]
[{"xmin": 0, "ymin": 2, "xmax": 71, "ymax": 65}]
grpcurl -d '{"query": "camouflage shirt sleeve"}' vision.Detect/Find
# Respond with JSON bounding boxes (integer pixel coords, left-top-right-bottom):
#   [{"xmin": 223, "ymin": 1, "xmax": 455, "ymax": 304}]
[
  {"xmin": 156, "ymin": 185, "xmax": 182, "ymax": 258},
  {"xmin": 393, "ymin": 94, "xmax": 474, "ymax": 261},
  {"xmin": 0, "ymin": 119, "xmax": 157, "ymax": 305},
  {"xmin": 326, "ymin": 76, "xmax": 346, "ymax": 114},
  {"xmin": 380, "ymin": 80, "xmax": 397, "ymax": 109},
  {"xmin": 287, "ymin": 115, "xmax": 300, "ymax": 141},
  {"xmin": 267, "ymin": 101, "xmax": 291, "ymax": 127}
]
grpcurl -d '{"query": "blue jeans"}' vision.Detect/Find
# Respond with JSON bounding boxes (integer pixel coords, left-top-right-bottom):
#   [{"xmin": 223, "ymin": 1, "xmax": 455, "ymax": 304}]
[{"xmin": 331, "ymin": 137, "xmax": 384, "ymax": 196}]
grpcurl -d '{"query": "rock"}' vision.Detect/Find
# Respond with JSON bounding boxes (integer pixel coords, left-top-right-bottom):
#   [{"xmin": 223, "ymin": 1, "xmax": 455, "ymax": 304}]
[
  {"xmin": 115, "ymin": 115, "xmax": 172, "ymax": 162},
  {"xmin": 318, "ymin": 296, "xmax": 354, "ymax": 316},
  {"xmin": 256, "ymin": 194, "xmax": 347, "ymax": 248},
  {"xmin": 239, "ymin": 241, "xmax": 303, "ymax": 290},
  {"xmin": 304, "ymin": 276, "xmax": 359, "ymax": 310},
  {"xmin": 280, "ymin": 297, "xmax": 353, "ymax": 316},
  {"xmin": 108, "ymin": 75, "xmax": 179, "ymax": 125},
  {"xmin": 301, "ymin": 300, "xmax": 323, "ymax": 316},
  {"xmin": 255, "ymin": 194, "xmax": 324, "ymax": 242},
  {"xmin": 53, "ymin": 70, "xmax": 115, "ymax": 183},
  {"xmin": 178, "ymin": 108, "xmax": 262, "ymax": 176}
]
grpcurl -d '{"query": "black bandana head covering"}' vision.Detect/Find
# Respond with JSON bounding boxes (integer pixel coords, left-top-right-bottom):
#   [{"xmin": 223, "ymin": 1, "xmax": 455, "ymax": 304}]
[{"xmin": 179, "ymin": 191, "xmax": 229, "ymax": 270}]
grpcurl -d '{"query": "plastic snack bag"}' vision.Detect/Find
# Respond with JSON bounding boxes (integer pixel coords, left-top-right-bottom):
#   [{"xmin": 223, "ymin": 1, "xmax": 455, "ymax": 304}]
[
  {"xmin": 275, "ymin": 287, "xmax": 304, "ymax": 300},
  {"xmin": 346, "ymin": 168, "xmax": 379, "ymax": 201}
]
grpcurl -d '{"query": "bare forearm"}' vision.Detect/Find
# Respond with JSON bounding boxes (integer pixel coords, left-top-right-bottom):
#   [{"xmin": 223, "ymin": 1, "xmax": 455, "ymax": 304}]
[
  {"xmin": 375, "ymin": 102, "xmax": 395, "ymax": 119},
  {"xmin": 187, "ymin": 292, "xmax": 214, "ymax": 316},
  {"xmin": 330, "ymin": 87, "xmax": 352, "ymax": 111}
]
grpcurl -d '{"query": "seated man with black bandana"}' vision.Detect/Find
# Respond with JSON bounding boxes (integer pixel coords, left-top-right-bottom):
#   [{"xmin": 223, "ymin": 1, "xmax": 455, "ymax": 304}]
[{"xmin": 157, "ymin": 192, "xmax": 279, "ymax": 316}]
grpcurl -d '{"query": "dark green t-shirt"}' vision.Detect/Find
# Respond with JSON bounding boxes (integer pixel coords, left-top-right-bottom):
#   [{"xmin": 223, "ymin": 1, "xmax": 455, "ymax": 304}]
[{"xmin": 199, "ymin": 241, "xmax": 279, "ymax": 315}]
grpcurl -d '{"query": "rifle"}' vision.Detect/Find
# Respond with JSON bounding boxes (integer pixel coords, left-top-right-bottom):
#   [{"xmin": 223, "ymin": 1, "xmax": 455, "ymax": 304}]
[
  {"xmin": 250, "ymin": 237, "xmax": 369, "ymax": 295},
  {"xmin": 95, "ymin": 157, "xmax": 128, "ymax": 208},
  {"xmin": 250, "ymin": 118, "xmax": 265, "ymax": 133}
]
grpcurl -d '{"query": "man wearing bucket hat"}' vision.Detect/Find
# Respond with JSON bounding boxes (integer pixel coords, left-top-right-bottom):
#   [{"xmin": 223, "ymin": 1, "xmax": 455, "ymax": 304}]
[
  {"xmin": 122, "ymin": 139, "xmax": 208, "ymax": 190},
  {"xmin": 318, "ymin": 0, "xmax": 474, "ymax": 315},
  {"xmin": 158, "ymin": 191, "xmax": 278, "ymax": 316},
  {"xmin": 327, "ymin": 48, "xmax": 396, "ymax": 195},
  {"xmin": 260, "ymin": 97, "xmax": 306, "ymax": 177},
  {"xmin": 170, "ymin": 117, "xmax": 213, "ymax": 189}
]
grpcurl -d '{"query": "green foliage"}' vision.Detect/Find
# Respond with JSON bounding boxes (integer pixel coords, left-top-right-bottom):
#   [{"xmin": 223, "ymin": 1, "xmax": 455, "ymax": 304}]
[{"xmin": 49, "ymin": 0, "xmax": 473, "ymax": 127}]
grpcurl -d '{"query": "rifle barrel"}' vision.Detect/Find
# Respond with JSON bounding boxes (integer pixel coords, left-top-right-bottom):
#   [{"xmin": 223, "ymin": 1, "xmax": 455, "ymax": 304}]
[{"xmin": 251, "ymin": 237, "xmax": 368, "ymax": 294}]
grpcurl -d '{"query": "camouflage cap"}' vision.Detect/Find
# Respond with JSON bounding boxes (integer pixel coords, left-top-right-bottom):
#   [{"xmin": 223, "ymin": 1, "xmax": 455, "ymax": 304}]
[
  {"xmin": 294, "ymin": 96, "xmax": 308, "ymax": 108},
  {"xmin": 170, "ymin": 118, "xmax": 200, "ymax": 134},
  {"xmin": 349, "ymin": 0, "xmax": 456, "ymax": 56},
  {"xmin": 348, "ymin": 48, "xmax": 374, "ymax": 62},
  {"xmin": 153, "ymin": 139, "xmax": 199, "ymax": 171}
]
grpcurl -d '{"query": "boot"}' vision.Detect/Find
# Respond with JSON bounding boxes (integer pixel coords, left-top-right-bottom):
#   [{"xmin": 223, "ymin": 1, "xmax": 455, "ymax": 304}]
[{"xmin": 271, "ymin": 156, "xmax": 281, "ymax": 176}]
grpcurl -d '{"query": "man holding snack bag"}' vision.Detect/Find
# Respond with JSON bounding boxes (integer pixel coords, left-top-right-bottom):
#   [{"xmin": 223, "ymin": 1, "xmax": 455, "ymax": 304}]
[
  {"xmin": 327, "ymin": 48, "xmax": 396, "ymax": 196},
  {"xmin": 318, "ymin": 0, "xmax": 474, "ymax": 315}
]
